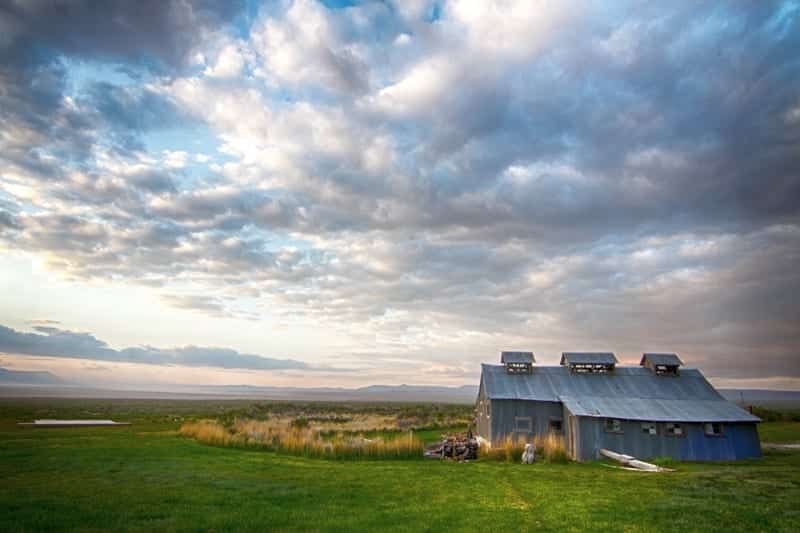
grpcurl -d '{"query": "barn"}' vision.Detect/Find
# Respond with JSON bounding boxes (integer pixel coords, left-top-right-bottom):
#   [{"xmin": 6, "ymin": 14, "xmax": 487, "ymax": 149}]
[{"xmin": 475, "ymin": 351, "xmax": 762, "ymax": 461}]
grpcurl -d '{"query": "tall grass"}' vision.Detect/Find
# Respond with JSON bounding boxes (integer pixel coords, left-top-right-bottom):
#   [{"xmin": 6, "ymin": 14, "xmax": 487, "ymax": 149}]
[
  {"xmin": 535, "ymin": 433, "xmax": 569, "ymax": 463},
  {"xmin": 179, "ymin": 420, "xmax": 246, "ymax": 448},
  {"xmin": 180, "ymin": 418, "xmax": 424, "ymax": 460},
  {"xmin": 479, "ymin": 433, "xmax": 569, "ymax": 463}
]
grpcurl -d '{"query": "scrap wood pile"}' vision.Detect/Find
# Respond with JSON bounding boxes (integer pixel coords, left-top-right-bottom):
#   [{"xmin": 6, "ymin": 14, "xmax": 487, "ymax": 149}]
[{"xmin": 424, "ymin": 431, "xmax": 479, "ymax": 461}]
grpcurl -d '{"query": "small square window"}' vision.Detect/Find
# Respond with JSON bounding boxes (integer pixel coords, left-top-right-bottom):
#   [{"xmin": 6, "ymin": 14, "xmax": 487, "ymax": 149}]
[
  {"xmin": 506, "ymin": 362, "xmax": 532, "ymax": 374},
  {"xmin": 604, "ymin": 418, "xmax": 623, "ymax": 433},
  {"xmin": 549, "ymin": 419, "xmax": 563, "ymax": 432},
  {"xmin": 641, "ymin": 422, "xmax": 657, "ymax": 435},
  {"xmin": 514, "ymin": 416, "xmax": 533, "ymax": 433},
  {"xmin": 704, "ymin": 423, "xmax": 724, "ymax": 436},
  {"xmin": 665, "ymin": 423, "xmax": 684, "ymax": 437}
]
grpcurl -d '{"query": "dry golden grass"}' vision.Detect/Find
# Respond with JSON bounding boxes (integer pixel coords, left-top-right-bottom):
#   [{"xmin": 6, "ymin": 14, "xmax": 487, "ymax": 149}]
[
  {"xmin": 479, "ymin": 432, "xmax": 569, "ymax": 463},
  {"xmin": 180, "ymin": 418, "xmax": 424, "ymax": 460},
  {"xmin": 263, "ymin": 414, "xmax": 399, "ymax": 433},
  {"xmin": 534, "ymin": 433, "xmax": 569, "ymax": 463},
  {"xmin": 179, "ymin": 420, "xmax": 244, "ymax": 447}
]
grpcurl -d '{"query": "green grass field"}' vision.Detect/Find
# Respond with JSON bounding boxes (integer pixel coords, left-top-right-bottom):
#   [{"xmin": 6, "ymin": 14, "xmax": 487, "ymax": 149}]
[
  {"xmin": 2, "ymin": 398, "xmax": 800, "ymax": 532},
  {"xmin": 757, "ymin": 422, "xmax": 800, "ymax": 444}
]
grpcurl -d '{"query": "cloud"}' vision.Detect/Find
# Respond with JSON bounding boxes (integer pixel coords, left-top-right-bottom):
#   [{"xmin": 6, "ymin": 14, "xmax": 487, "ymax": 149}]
[
  {"xmin": 0, "ymin": 0, "xmax": 244, "ymax": 70},
  {"xmin": 250, "ymin": 0, "xmax": 370, "ymax": 94},
  {"xmin": 0, "ymin": 324, "xmax": 308, "ymax": 371},
  {"xmin": 0, "ymin": 1, "xmax": 798, "ymax": 385}
]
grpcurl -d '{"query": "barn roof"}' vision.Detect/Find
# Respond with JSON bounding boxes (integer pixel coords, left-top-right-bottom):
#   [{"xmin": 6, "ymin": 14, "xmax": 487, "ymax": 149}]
[
  {"xmin": 501, "ymin": 351, "xmax": 535, "ymax": 364},
  {"xmin": 560, "ymin": 396, "xmax": 760, "ymax": 423},
  {"xmin": 640, "ymin": 353, "xmax": 683, "ymax": 367},
  {"xmin": 480, "ymin": 364, "xmax": 759, "ymax": 423},
  {"xmin": 560, "ymin": 352, "xmax": 618, "ymax": 366}
]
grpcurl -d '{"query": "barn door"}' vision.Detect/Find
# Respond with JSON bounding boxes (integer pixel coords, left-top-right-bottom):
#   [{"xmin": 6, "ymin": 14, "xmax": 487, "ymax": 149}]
[{"xmin": 568, "ymin": 415, "xmax": 578, "ymax": 460}]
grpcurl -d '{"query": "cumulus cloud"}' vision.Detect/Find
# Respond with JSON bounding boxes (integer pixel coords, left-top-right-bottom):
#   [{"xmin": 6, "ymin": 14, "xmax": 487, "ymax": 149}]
[
  {"xmin": 0, "ymin": 1, "xmax": 798, "ymax": 385},
  {"xmin": 250, "ymin": 0, "xmax": 370, "ymax": 93},
  {"xmin": 0, "ymin": 1, "xmax": 244, "ymax": 70},
  {"xmin": 0, "ymin": 324, "xmax": 308, "ymax": 371}
]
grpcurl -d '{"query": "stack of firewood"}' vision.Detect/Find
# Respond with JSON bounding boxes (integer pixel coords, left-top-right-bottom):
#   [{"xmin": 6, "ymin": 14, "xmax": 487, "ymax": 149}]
[{"xmin": 424, "ymin": 433, "xmax": 479, "ymax": 461}]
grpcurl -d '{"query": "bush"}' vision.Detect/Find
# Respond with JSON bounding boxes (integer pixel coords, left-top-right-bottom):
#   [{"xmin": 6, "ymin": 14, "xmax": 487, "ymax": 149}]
[
  {"xmin": 291, "ymin": 417, "xmax": 310, "ymax": 429},
  {"xmin": 750, "ymin": 407, "xmax": 800, "ymax": 423}
]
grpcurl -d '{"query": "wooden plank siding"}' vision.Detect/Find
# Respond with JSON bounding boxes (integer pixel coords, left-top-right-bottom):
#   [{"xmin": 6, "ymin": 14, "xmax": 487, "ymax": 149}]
[{"xmin": 488, "ymin": 399, "xmax": 564, "ymax": 444}]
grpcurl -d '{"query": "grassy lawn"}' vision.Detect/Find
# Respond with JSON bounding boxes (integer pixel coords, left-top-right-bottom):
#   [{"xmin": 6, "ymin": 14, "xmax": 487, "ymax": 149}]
[
  {"xmin": 759, "ymin": 421, "xmax": 800, "ymax": 444},
  {"xmin": 1, "ymin": 399, "xmax": 800, "ymax": 532}
]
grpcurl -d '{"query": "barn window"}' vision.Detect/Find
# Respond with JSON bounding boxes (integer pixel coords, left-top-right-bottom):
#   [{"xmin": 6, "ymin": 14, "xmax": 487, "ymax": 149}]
[
  {"xmin": 665, "ymin": 423, "xmax": 684, "ymax": 437},
  {"xmin": 641, "ymin": 422, "xmax": 657, "ymax": 435},
  {"xmin": 506, "ymin": 362, "xmax": 533, "ymax": 374},
  {"xmin": 514, "ymin": 416, "xmax": 533, "ymax": 433},
  {"xmin": 654, "ymin": 364, "xmax": 679, "ymax": 376},
  {"xmin": 549, "ymin": 419, "xmax": 563, "ymax": 432},
  {"xmin": 604, "ymin": 418, "xmax": 623, "ymax": 433},
  {"xmin": 704, "ymin": 423, "xmax": 724, "ymax": 437},
  {"xmin": 569, "ymin": 363, "xmax": 615, "ymax": 374}
]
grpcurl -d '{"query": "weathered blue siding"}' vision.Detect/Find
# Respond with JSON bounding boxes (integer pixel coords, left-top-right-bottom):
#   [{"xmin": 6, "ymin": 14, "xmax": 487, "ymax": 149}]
[
  {"xmin": 574, "ymin": 416, "xmax": 761, "ymax": 461},
  {"xmin": 677, "ymin": 423, "xmax": 762, "ymax": 461},
  {"xmin": 479, "ymin": 362, "xmax": 762, "ymax": 461},
  {"xmin": 489, "ymin": 399, "xmax": 563, "ymax": 443},
  {"xmin": 475, "ymin": 381, "xmax": 491, "ymax": 440}
]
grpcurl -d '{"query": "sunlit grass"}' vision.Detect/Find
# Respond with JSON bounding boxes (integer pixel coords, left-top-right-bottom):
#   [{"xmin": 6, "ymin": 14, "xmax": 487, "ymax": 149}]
[
  {"xmin": 4, "ymin": 399, "xmax": 800, "ymax": 532},
  {"xmin": 479, "ymin": 432, "xmax": 568, "ymax": 463},
  {"xmin": 180, "ymin": 418, "xmax": 424, "ymax": 460}
]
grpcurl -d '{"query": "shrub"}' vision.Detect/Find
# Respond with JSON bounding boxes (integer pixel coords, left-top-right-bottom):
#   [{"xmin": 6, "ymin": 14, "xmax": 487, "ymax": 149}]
[
  {"xmin": 750, "ymin": 407, "xmax": 800, "ymax": 423},
  {"xmin": 291, "ymin": 417, "xmax": 310, "ymax": 429}
]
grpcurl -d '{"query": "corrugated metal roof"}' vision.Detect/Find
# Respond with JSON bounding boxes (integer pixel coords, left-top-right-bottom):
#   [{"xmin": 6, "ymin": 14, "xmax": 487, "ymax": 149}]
[
  {"xmin": 501, "ymin": 351, "xmax": 535, "ymax": 364},
  {"xmin": 641, "ymin": 353, "xmax": 683, "ymax": 366},
  {"xmin": 560, "ymin": 396, "xmax": 760, "ymax": 423},
  {"xmin": 560, "ymin": 352, "xmax": 618, "ymax": 365},
  {"xmin": 481, "ymin": 364, "xmax": 759, "ymax": 423}
]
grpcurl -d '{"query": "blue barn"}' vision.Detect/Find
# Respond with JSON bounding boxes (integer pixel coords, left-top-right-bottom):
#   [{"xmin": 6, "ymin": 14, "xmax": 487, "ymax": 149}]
[{"xmin": 476, "ymin": 351, "xmax": 761, "ymax": 461}]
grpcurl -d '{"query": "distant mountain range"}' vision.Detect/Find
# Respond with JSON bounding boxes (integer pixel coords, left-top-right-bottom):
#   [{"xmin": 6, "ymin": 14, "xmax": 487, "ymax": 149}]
[
  {"xmin": 719, "ymin": 389, "xmax": 800, "ymax": 409},
  {"xmin": 199, "ymin": 383, "xmax": 481, "ymax": 403},
  {"xmin": 0, "ymin": 369, "xmax": 479, "ymax": 402},
  {"xmin": 2, "ymin": 367, "xmax": 799, "ymax": 407},
  {"xmin": 0, "ymin": 368, "xmax": 68, "ymax": 386}
]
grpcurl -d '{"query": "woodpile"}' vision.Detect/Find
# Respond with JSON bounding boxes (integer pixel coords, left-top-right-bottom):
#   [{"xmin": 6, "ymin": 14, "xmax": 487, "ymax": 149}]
[{"xmin": 424, "ymin": 432, "xmax": 479, "ymax": 461}]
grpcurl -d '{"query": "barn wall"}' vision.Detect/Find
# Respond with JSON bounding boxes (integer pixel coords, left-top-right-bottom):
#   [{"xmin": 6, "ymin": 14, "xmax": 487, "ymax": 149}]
[
  {"xmin": 575, "ymin": 418, "xmax": 762, "ymax": 461},
  {"xmin": 564, "ymin": 406, "xmax": 579, "ymax": 460},
  {"xmin": 475, "ymin": 382, "xmax": 491, "ymax": 441},
  {"xmin": 677, "ymin": 423, "xmax": 762, "ymax": 460},
  {"xmin": 489, "ymin": 399, "xmax": 563, "ymax": 444}
]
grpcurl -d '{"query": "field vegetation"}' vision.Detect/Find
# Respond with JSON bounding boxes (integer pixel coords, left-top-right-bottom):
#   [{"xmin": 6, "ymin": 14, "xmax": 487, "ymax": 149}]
[
  {"xmin": 480, "ymin": 433, "xmax": 569, "ymax": 463},
  {"xmin": 175, "ymin": 402, "xmax": 570, "ymax": 462},
  {"xmin": 179, "ymin": 418, "xmax": 424, "ymax": 459},
  {"xmin": 2, "ymin": 398, "xmax": 800, "ymax": 532},
  {"xmin": 173, "ymin": 399, "xmax": 473, "ymax": 460}
]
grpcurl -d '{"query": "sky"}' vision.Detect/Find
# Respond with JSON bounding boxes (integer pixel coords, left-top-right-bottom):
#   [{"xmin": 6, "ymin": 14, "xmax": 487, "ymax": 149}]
[{"xmin": 0, "ymin": 0, "xmax": 799, "ymax": 391}]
